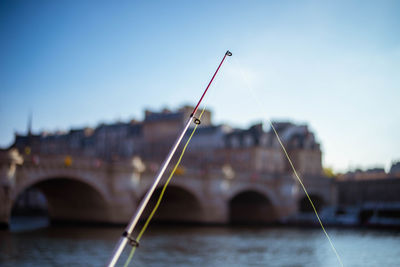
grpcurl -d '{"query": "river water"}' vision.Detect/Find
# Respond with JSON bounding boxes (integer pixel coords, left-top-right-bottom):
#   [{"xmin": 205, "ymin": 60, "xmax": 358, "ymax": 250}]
[{"xmin": 1, "ymin": 217, "xmax": 400, "ymax": 267}]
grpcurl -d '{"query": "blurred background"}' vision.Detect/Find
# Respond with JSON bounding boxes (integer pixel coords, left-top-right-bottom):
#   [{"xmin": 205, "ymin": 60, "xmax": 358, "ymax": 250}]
[{"xmin": 1, "ymin": 0, "xmax": 400, "ymax": 266}]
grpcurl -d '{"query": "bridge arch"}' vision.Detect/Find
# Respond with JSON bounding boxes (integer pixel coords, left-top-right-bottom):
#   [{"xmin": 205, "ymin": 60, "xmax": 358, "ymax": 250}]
[
  {"xmin": 228, "ymin": 188, "xmax": 278, "ymax": 224},
  {"xmin": 12, "ymin": 176, "xmax": 112, "ymax": 224},
  {"xmin": 298, "ymin": 193, "xmax": 325, "ymax": 213},
  {"xmin": 140, "ymin": 184, "xmax": 205, "ymax": 223}
]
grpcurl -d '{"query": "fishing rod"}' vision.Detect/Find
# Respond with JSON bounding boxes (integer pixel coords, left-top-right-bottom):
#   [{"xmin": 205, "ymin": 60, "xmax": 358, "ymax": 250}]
[{"xmin": 107, "ymin": 50, "xmax": 232, "ymax": 267}]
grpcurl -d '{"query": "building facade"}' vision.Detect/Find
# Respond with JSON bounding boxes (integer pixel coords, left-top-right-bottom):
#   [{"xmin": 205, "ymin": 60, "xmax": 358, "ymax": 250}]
[{"xmin": 11, "ymin": 106, "xmax": 322, "ymax": 178}]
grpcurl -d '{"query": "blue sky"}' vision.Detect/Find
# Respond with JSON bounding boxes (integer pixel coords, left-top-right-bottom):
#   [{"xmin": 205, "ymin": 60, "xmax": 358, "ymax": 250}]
[{"xmin": 1, "ymin": 0, "xmax": 399, "ymax": 172}]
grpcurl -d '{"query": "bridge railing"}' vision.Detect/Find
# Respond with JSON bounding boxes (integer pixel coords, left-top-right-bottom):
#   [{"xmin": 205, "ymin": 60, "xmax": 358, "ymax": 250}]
[{"xmin": 16, "ymin": 153, "xmax": 300, "ymax": 185}]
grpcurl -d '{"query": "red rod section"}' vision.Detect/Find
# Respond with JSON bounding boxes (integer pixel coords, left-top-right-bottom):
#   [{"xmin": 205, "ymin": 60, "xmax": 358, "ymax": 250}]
[{"xmin": 191, "ymin": 50, "xmax": 232, "ymax": 117}]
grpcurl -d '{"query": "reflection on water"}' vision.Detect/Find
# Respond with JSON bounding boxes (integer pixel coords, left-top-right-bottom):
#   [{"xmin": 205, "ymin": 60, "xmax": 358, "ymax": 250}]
[{"xmin": 1, "ymin": 217, "xmax": 400, "ymax": 267}]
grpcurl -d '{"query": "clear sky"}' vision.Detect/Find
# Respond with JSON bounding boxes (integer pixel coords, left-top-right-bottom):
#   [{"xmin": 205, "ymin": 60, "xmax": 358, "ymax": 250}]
[{"xmin": 1, "ymin": 0, "xmax": 399, "ymax": 173}]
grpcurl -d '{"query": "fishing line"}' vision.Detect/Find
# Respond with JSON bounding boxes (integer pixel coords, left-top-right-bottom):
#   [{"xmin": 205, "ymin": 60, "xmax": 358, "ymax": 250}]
[
  {"xmin": 123, "ymin": 107, "xmax": 208, "ymax": 267},
  {"xmin": 232, "ymin": 57, "xmax": 344, "ymax": 267}
]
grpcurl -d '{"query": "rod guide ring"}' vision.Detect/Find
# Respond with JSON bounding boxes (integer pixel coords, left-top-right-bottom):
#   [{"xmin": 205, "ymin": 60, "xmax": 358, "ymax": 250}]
[{"xmin": 122, "ymin": 231, "xmax": 140, "ymax": 247}]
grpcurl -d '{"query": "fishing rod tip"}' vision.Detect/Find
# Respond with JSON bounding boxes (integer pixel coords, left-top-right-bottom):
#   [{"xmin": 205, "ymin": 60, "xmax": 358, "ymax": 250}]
[{"xmin": 226, "ymin": 50, "xmax": 232, "ymax": 56}]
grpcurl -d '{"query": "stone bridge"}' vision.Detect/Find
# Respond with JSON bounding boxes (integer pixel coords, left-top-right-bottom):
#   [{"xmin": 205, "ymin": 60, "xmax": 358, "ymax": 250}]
[{"xmin": 0, "ymin": 149, "xmax": 330, "ymax": 228}]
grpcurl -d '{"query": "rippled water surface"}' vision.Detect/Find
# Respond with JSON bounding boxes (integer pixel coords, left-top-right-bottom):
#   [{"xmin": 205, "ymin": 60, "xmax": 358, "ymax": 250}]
[{"xmin": 1, "ymin": 217, "xmax": 400, "ymax": 267}]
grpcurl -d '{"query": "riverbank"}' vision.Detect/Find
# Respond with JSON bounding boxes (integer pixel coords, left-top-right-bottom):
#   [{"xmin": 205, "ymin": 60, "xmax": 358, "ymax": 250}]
[{"xmin": 5, "ymin": 213, "xmax": 400, "ymax": 234}]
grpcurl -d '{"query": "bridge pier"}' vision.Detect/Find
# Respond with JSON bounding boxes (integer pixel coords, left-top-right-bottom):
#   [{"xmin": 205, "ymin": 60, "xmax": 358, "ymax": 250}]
[{"xmin": 0, "ymin": 186, "xmax": 11, "ymax": 229}]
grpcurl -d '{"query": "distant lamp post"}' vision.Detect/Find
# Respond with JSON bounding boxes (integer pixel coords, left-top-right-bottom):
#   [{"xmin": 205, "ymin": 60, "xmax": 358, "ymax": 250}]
[
  {"xmin": 221, "ymin": 164, "xmax": 235, "ymax": 192},
  {"xmin": 222, "ymin": 164, "xmax": 235, "ymax": 180},
  {"xmin": 132, "ymin": 156, "xmax": 145, "ymax": 173},
  {"xmin": 131, "ymin": 156, "xmax": 146, "ymax": 186},
  {"xmin": 175, "ymin": 166, "xmax": 185, "ymax": 176},
  {"xmin": 64, "ymin": 155, "xmax": 72, "ymax": 167}
]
